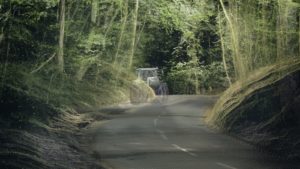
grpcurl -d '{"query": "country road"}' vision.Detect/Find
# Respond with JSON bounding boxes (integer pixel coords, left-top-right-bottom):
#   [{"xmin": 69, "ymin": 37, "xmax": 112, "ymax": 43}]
[{"xmin": 84, "ymin": 95, "xmax": 299, "ymax": 169}]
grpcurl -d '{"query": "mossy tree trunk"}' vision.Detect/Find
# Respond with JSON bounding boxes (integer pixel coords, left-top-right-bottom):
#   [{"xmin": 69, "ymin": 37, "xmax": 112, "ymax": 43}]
[
  {"xmin": 128, "ymin": 0, "xmax": 139, "ymax": 69},
  {"xmin": 91, "ymin": 0, "xmax": 98, "ymax": 24},
  {"xmin": 219, "ymin": 0, "xmax": 245, "ymax": 81},
  {"xmin": 114, "ymin": 0, "xmax": 128, "ymax": 65},
  {"xmin": 218, "ymin": 6, "xmax": 232, "ymax": 86},
  {"xmin": 58, "ymin": 0, "xmax": 65, "ymax": 73}
]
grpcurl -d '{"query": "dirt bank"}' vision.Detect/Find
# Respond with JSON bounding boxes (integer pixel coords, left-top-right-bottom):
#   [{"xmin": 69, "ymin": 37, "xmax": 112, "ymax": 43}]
[
  {"xmin": 0, "ymin": 86, "xmax": 102, "ymax": 169},
  {"xmin": 206, "ymin": 59, "xmax": 300, "ymax": 159}
]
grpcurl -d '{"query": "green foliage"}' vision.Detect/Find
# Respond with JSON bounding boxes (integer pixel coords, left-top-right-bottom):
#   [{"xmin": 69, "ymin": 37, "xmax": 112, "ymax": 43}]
[
  {"xmin": 167, "ymin": 61, "xmax": 228, "ymax": 94},
  {"xmin": 6, "ymin": 0, "xmax": 299, "ymax": 104},
  {"xmin": 0, "ymin": 0, "xmax": 229, "ymax": 97},
  {"xmin": 0, "ymin": 0, "xmax": 134, "ymax": 109},
  {"xmin": 2, "ymin": 63, "xmax": 131, "ymax": 108},
  {"xmin": 219, "ymin": 0, "xmax": 300, "ymax": 81},
  {"xmin": 141, "ymin": 0, "xmax": 223, "ymax": 94},
  {"xmin": 0, "ymin": 0, "xmax": 58, "ymax": 61}
]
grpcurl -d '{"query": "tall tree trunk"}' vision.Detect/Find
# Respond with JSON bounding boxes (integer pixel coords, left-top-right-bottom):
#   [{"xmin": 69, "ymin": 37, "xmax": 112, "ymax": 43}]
[
  {"xmin": 276, "ymin": 0, "xmax": 288, "ymax": 62},
  {"xmin": 91, "ymin": 0, "xmax": 98, "ymax": 24},
  {"xmin": 299, "ymin": 10, "xmax": 300, "ymax": 57},
  {"xmin": 194, "ymin": 71, "xmax": 200, "ymax": 94},
  {"xmin": 103, "ymin": 8, "xmax": 121, "ymax": 55},
  {"xmin": 58, "ymin": 0, "xmax": 65, "ymax": 73},
  {"xmin": 218, "ymin": 7, "xmax": 232, "ymax": 86},
  {"xmin": 1, "ymin": 42, "xmax": 10, "ymax": 89},
  {"xmin": 128, "ymin": 0, "xmax": 139, "ymax": 69},
  {"xmin": 1, "ymin": 5, "xmax": 11, "ymax": 89},
  {"xmin": 0, "ymin": 27, "xmax": 4, "ymax": 45},
  {"xmin": 135, "ymin": 20, "xmax": 145, "ymax": 49},
  {"xmin": 219, "ymin": 0, "xmax": 245, "ymax": 80},
  {"xmin": 114, "ymin": 0, "xmax": 128, "ymax": 65},
  {"xmin": 261, "ymin": 2, "xmax": 267, "ymax": 66}
]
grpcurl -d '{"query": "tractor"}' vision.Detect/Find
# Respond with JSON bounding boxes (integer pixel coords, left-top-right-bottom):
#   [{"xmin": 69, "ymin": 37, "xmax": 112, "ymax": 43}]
[{"xmin": 130, "ymin": 67, "xmax": 168, "ymax": 104}]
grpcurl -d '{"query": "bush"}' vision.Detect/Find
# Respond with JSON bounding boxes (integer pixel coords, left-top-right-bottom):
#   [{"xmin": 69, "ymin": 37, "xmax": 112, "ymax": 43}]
[{"xmin": 166, "ymin": 62, "xmax": 228, "ymax": 94}]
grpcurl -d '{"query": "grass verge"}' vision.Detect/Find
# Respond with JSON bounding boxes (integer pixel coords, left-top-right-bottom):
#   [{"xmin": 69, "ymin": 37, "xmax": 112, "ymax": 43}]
[
  {"xmin": 206, "ymin": 59, "xmax": 300, "ymax": 159},
  {"xmin": 0, "ymin": 63, "xmax": 145, "ymax": 168}
]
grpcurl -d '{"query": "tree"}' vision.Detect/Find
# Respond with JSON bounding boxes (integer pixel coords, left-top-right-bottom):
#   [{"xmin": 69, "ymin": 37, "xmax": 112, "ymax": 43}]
[
  {"xmin": 114, "ymin": 0, "xmax": 129, "ymax": 66},
  {"xmin": 218, "ymin": 6, "xmax": 232, "ymax": 86},
  {"xmin": 128, "ymin": 0, "xmax": 139, "ymax": 69},
  {"xmin": 58, "ymin": 0, "xmax": 65, "ymax": 73},
  {"xmin": 219, "ymin": 0, "xmax": 245, "ymax": 80}
]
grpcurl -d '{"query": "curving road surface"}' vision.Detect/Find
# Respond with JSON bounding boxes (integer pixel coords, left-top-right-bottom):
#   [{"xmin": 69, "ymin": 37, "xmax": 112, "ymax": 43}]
[{"xmin": 84, "ymin": 95, "xmax": 299, "ymax": 169}]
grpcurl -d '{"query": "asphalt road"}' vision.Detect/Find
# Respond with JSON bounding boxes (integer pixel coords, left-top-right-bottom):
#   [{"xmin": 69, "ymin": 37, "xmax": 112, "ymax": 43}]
[{"xmin": 85, "ymin": 95, "xmax": 299, "ymax": 169}]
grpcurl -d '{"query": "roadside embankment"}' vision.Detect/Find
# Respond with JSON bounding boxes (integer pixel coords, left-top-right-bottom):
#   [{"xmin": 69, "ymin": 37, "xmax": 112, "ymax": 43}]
[
  {"xmin": 0, "ymin": 86, "xmax": 106, "ymax": 169},
  {"xmin": 206, "ymin": 59, "xmax": 300, "ymax": 159},
  {"xmin": 0, "ymin": 64, "xmax": 157, "ymax": 168}
]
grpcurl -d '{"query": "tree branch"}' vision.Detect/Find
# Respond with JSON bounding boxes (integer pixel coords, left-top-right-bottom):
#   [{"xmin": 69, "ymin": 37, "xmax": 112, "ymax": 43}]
[{"xmin": 31, "ymin": 53, "xmax": 56, "ymax": 74}]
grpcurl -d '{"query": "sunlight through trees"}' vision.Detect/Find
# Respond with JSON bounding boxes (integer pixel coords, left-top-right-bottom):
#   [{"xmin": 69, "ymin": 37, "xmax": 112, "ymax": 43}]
[{"xmin": 1, "ymin": 0, "xmax": 300, "ymax": 101}]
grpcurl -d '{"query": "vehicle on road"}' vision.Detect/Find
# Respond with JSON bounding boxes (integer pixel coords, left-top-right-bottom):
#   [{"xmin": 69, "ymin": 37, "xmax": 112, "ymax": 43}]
[{"xmin": 130, "ymin": 67, "xmax": 168, "ymax": 103}]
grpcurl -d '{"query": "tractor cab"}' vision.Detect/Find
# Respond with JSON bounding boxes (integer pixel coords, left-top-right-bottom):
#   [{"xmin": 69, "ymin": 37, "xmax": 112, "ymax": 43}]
[
  {"xmin": 130, "ymin": 67, "xmax": 168, "ymax": 103},
  {"xmin": 136, "ymin": 68, "xmax": 158, "ymax": 81},
  {"xmin": 135, "ymin": 68, "xmax": 160, "ymax": 90}
]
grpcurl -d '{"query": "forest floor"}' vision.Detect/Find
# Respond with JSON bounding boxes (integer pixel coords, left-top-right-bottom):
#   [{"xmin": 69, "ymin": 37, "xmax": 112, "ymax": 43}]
[{"xmin": 0, "ymin": 86, "xmax": 104, "ymax": 169}]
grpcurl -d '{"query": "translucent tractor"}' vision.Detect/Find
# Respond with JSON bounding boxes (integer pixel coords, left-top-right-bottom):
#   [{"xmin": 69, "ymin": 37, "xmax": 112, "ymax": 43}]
[{"xmin": 130, "ymin": 68, "xmax": 168, "ymax": 103}]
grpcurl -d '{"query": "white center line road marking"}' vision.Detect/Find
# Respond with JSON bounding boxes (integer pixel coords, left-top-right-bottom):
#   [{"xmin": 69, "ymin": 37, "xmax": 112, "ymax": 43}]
[
  {"xmin": 154, "ymin": 118, "xmax": 158, "ymax": 127},
  {"xmin": 172, "ymin": 144, "xmax": 198, "ymax": 157},
  {"xmin": 154, "ymin": 116, "xmax": 168, "ymax": 140},
  {"xmin": 157, "ymin": 130, "xmax": 168, "ymax": 140},
  {"xmin": 216, "ymin": 162, "xmax": 238, "ymax": 169},
  {"xmin": 128, "ymin": 142, "xmax": 144, "ymax": 145}
]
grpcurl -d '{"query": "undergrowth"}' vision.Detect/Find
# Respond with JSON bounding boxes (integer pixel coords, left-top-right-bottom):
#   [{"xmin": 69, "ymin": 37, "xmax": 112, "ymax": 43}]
[
  {"xmin": 0, "ymin": 63, "xmax": 135, "ymax": 168},
  {"xmin": 1, "ymin": 63, "xmax": 133, "ymax": 111},
  {"xmin": 206, "ymin": 59, "xmax": 300, "ymax": 159}
]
